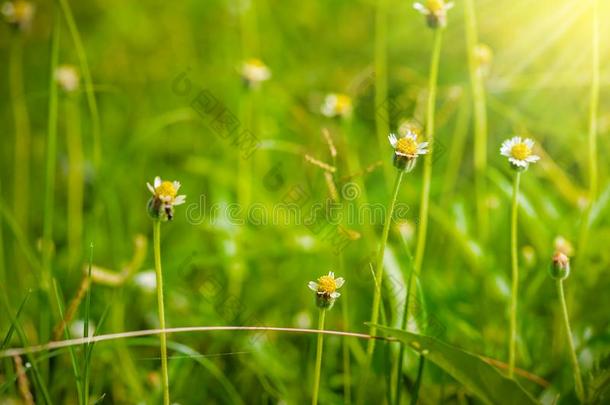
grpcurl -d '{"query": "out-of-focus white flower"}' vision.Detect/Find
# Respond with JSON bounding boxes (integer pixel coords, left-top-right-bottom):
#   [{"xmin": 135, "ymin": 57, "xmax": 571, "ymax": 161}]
[
  {"xmin": 320, "ymin": 93, "xmax": 352, "ymax": 118},
  {"xmin": 70, "ymin": 320, "xmax": 95, "ymax": 339},
  {"xmin": 241, "ymin": 58, "xmax": 271, "ymax": 88},
  {"xmin": 2, "ymin": 0, "xmax": 35, "ymax": 31},
  {"xmin": 133, "ymin": 270, "xmax": 157, "ymax": 293},
  {"xmin": 55, "ymin": 65, "xmax": 80, "ymax": 93}
]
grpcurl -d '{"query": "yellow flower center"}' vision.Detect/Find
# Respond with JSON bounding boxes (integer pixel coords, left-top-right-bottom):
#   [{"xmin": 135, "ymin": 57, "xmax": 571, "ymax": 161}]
[
  {"xmin": 317, "ymin": 275, "xmax": 337, "ymax": 294},
  {"xmin": 396, "ymin": 137, "xmax": 418, "ymax": 156},
  {"xmin": 246, "ymin": 58, "xmax": 265, "ymax": 68},
  {"xmin": 155, "ymin": 181, "xmax": 177, "ymax": 199},
  {"xmin": 427, "ymin": 0, "xmax": 445, "ymax": 12},
  {"xmin": 511, "ymin": 143, "xmax": 531, "ymax": 160},
  {"xmin": 335, "ymin": 95, "xmax": 352, "ymax": 114}
]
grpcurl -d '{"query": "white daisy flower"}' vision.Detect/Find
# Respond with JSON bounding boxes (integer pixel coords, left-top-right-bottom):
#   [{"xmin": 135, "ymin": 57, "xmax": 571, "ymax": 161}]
[
  {"xmin": 133, "ymin": 270, "xmax": 157, "ymax": 293},
  {"xmin": 2, "ymin": 0, "xmax": 35, "ymax": 31},
  {"xmin": 500, "ymin": 136, "xmax": 540, "ymax": 170},
  {"xmin": 146, "ymin": 176, "xmax": 186, "ymax": 221},
  {"xmin": 413, "ymin": 0, "xmax": 453, "ymax": 28},
  {"xmin": 55, "ymin": 65, "xmax": 80, "ymax": 93},
  {"xmin": 308, "ymin": 271, "xmax": 345, "ymax": 309},
  {"xmin": 241, "ymin": 58, "xmax": 271, "ymax": 88},
  {"xmin": 321, "ymin": 93, "xmax": 352, "ymax": 118},
  {"xmin": 388, "ymin": 130, "xmax": 428, "ymax": 172}
]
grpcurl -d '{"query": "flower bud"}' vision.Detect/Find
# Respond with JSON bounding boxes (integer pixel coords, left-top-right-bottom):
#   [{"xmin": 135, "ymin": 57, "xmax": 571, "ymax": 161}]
[{"xmin": 549, "ymin": 251, "xmax": 570, "ymax": 280}]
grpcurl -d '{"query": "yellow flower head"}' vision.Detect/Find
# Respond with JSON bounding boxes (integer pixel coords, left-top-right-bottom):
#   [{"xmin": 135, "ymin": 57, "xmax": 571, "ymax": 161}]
[
  {"xmin": 500, "ymin": 136, "xmax": 540, "ymax": 170},
  {"xmin": 308, "ymin": 271, "xmax": 344, "ymax": 309},
  {"xmin": 147, "ymin": 176, "xmax": 186, "ymax": 221},
  {"xmin": 241, "ymin": 58, "xmax": 271, "ymax": 88},
  {"xmin": 321, "ymin": 93, "xmax": 352, "ymax": 118},
  {"xmin": 2, "ymin": 0, "xmax": 35, "ymax": 30},
  {"xmin": 389, "ymin": 131, "xmax": 428, "ymax": 171},
  {"xmin": 413, "ymin": 0, "xmax": 453, "ymax": 28}
]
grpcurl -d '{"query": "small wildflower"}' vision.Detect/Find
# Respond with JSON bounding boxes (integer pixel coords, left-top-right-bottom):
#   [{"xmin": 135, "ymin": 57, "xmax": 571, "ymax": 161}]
[
  {"xmin": 474, "ymin": 43, "xmax": 493, "ymax": 72},
  {"xmin": 241, "ymin": 58, "xmax": 271, "ymax": 88},
  {"xmin": 146, "ymin": 176, "xmax": 186, "ymax": 222},
  {"xmin": 554, "ymin": 236, "xmax": 574, "ymax": 257},
  {"xmin": 388, "ymin": 130, "xmax": 428, "ymax": 172},
  {"xmin": 320, "ymin": 93, "xmax": 352, "ymax": 118},
  {"xmin": 133, "ymin": 270, "xmax": 157, "ymax": 293},
  {"xmin": 55, "ymin": 65, "xmax": 80, "ymax": 93},
  {"xmin": 549, "ymin": 251, "xmax": 570, "ymax": 280},
  {"xmin": 1, "ymin": 0, "xmax": 34, "ymax": 31},
  {"xmin": 500, "ymin": 136, "xmax": 540, "ymax": 171},
  {"xmin": 413, "ymin": 0, "xmax": 453, "ymax": 29},
  {"xmin": 308, "ymin": 271, "xmax": 344, "ymax": 309},
  {"xmin": 397, "ymin": 119, "xmax": 423, "ymax": 138}
]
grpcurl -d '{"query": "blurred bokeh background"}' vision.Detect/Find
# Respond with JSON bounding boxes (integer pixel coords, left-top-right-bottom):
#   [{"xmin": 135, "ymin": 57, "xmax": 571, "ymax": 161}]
[{"xmin": 1, "ymin": 0, "xmax": 610, "ymax": 403}]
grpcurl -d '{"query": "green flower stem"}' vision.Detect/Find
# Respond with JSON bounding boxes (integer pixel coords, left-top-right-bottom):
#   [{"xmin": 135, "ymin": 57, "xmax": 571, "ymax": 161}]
[
  {"xmin": 311, "ymin": 308, "xmax": 326, "ymax": 405},
  {"xmin": 65, "ymin": 94, "xmax": 85, "ymax": 271},
  {"xmin": 153, "ymin": 221, "xmax": 170, "ymax": 405},
  {"xmin": 10, "ymin": 33, "xmax": 31, "ymax": 247},
  {"xmin": 464, "ymin": 0, "xmax": 488, "ymax": 242},
  {"xmin": 508, "ymin": 171, "xmax": 521, "ymax": 378},
  {"xmin": 366, "ymin": 169, "xmax": 405, "ymax": 358},
  {"xmin": 588, "ymin": 0, "xmax": 600, "ymax": 201},
  {"xmin": 556, "ymin": 279, "xmax": 585, "ymax": 402},
  {"xmin": 413, "ymin": 28, "xmax": 443, "ymax": 276},
  {"xmin": 578, "ymin": 0, "xmax": 600, "ymax": 263},
  {"xmin": 58, "ymin": 0, "xmax": 101, "ymax": 167},
  {"xmin": 339, "ymin": 255, "xmax": 352, "ymax": 404},
  {"xmin": 374, "ymin": 0, "xmax": 393, "ymax": 187}
]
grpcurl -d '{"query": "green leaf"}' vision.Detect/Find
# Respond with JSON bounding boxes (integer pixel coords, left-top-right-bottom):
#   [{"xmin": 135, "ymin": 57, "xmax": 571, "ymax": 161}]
[{"xmin": 375, "ymin": 325, "xmax": 539, "ymax": 405}]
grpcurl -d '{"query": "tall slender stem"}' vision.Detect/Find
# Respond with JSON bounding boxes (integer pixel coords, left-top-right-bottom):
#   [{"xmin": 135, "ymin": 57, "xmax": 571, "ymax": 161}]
[
  {"xmin": 366, "ymin": 170, "xmax": 404, "ymax": 357},
  {"xmin": 65, "ymin": 94, "xmax": 85, "ymax": 270},
  {"xmin": 153, "ymin": 221, "xmax": 170, "ymax": 405},
  {"xmin": 464, "ymin": 0, "xmax": 488, "ymax": 242},
  {"xmin": 58, "ymin": 0, "xmax": 101, "ymax": 167},
  {"xmin": 9, "ymin": 34, "xmax": 31, "ymax": 246},
  {"xmin": 413, "ymin": 28, "xmax": 443, "ymax": 276},
  {"xmin": 311, "ymin": 308, "xmax": 326, "ymax": 405},
  {"xmin": 556, "ymin": 280, "xmax": 585, "ymax": 402},
  {"xmin": 578, "ymin": 0, "xmax": 600, "ymax": 263},
  {"xmin": 588, "ymin": 0, "xmax": 599, "ymax": 201},
  {"xmin": 374, "ymin": 0, "xmax": 392, "ymax": 187},
  {"xmin": 508, "ymin": 171, "xmax": 521, "ymax": 377}
]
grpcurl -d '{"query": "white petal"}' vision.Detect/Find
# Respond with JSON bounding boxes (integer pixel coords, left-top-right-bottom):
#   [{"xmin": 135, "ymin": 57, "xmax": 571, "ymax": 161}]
[
  {"xmin": 308, "ymin": 281, "xmax": 318, "ymax": 292},
  {"xmin": 328, "ymin": 271, "xmax": 335, "ymax": 277},
  {"xmin": 405, "ymin": 132, "xmax": 417, "ymax": 141},
  {"xmin": 524, "ymin": 138, "xmax": 535, "ymax": 149},
  {"xmin": 418, "ymin": 141, "xmax": 429, "ymax": 149},
  {"xmin": 147, "ymin": 183, "xmax": 155, "ymax": 194},
  {"xmin": 526, "ymin": 155, "xmax": 540, "ymax": 162},
  {"xmin": 395, "ymin": 151, "xmax": 409, "ymax": 157},
  {"xmin": 509, "ymin": 157, "xmax": 527, "ymax": 167},
  {"xmin": 154, "ymin": 176, "xmax": 162, "ymax": 188},
  {"xmin": 445, "ymin": 2, "xmax": 455, "ymax": 10},
  {"xmin": 335, "ymin": 277, "xmax": 345, "ymax": 288},
  {"xmin": 413, "ymin": 3, "xmax": 429, "ymax": 14},
  {"xmin": 174, "ymin": 195, "xmax": 187, "ymax": 205},
  {"xmin": 331, "ymin": 292, "xmax": 341, "ymax": 299},
  {"xmin": 173, "ymin": 181, "xmax": 181, "ymax": 191},
  {"xmin": 388, "ymin": 133, "xmax": 398, "ymax": 147}
]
